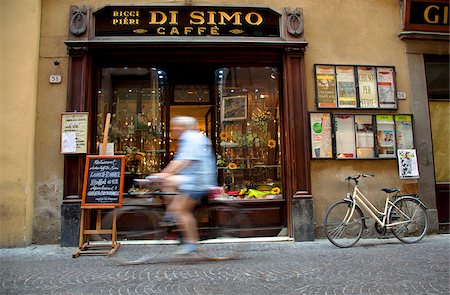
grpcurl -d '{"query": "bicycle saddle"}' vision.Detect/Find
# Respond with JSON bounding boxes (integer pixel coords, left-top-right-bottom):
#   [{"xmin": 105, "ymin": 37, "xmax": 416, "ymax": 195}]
[{"xmin": 381, "ymin": 188, "xmax": 400, "ymax": 193}]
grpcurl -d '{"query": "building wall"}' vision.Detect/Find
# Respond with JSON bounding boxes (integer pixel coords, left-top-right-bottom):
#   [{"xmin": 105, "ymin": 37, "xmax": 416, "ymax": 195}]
[
  {"xmin": 0, "ymin": 0, "xmax": 41, "ymax": 247},
  {"xmin": 29, "ymin": 0, "xmax": 436, "ymax": 244}
]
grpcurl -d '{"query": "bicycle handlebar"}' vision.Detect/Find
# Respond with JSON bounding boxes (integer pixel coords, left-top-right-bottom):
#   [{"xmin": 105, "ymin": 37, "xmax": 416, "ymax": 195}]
[{"xmin": 345, "ymin": 174, "xmax": 375, "ymax": 183}]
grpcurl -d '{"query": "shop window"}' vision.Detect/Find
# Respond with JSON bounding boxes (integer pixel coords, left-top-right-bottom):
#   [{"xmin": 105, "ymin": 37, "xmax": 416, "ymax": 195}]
[
  {"xmin": 216, "ymin": 67, "xmax": 282, "ymax": 200},
  {"xmin": 425, "ymin": 55, "xmax": 450, "ymax": 101},
  {"xmin": 96, "ymin": 68, "xmax": 167, "ymax": 186}
]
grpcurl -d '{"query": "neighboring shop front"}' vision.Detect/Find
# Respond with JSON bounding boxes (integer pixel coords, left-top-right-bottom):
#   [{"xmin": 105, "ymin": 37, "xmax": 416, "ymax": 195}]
[
  {"xmin": 399, "ymin": 0, "xmax": 450, "ymax": 232},
  {"xmin": 18, "ymin": 0, "xmax": 441, "ymax": 247}
]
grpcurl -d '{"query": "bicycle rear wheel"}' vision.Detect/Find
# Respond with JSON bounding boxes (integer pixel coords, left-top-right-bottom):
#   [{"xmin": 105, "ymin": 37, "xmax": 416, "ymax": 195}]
[
  {"xmin": 101, "ymin": 206, "xmax": 169, "ymax": 241},
  {"xmin": 389, "ymin": 197, "xmax": 428, "ymax": 243},
  {"xmin": 324, "ymin": 200, "xmax": 364, "ymax": 248},
  {"xmin": 198, "ymin": 204, "xmax": 252, "ymax": 261}
]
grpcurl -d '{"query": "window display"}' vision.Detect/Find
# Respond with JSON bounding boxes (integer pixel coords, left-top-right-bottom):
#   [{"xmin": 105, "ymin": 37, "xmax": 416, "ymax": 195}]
[
  {"xmin": 96, "ymin": 68, "xmax": 167, "ymax": 189},
  {"xmin": 216, "ymin": 67, "xmax": 282, "ymax": 200}
]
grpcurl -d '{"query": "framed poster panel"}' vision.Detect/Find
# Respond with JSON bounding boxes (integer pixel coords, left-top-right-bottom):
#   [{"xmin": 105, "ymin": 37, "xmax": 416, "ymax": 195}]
[
  {"xmin": 82, "ymin": 155, "xmax": 125, "ymax": 207},
  {"xmin": 376, "ymin": 115, "xmax": 396, "ymax": 158},
  {"xmin": 336, "ymin": 66, "xmax": 357, "ymax": 108},
  {"xmin": 221, "ymin": 95, "xmax": 247, "ymax": 121},
  {"xmin": 377, "ymin": 67, "xmax": 397, "ymax": 109},
  {"xmin": 357, "ymin": 66, "xmax": 378, "ymax": 108},
  {"xmin": 315, "ymin": 65, "xmax": 337, "ymax": 108},
  {"xmin": 60, "ymin": 112, "xmax": 88, "ymax": 154},
  {"xmin": 335, "ymin": 114, "xmax": 356, "ymax": 159},
  {"xmin": 355, "ymin": 115, "xmax": 375, "ymax": 158},
  {"xmin": 395, "ymin": 115, "xmax": 414, "ymax": 149},
  {"xmin": 397, "ymin": 149, "xmax": 419, "ymax": 179},
  {"xmin": 310, "ymin": 113, "xmax": 333, "ymax": 159}
]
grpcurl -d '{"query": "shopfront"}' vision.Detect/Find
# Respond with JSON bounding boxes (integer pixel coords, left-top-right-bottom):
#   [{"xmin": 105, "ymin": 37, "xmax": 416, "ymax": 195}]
[
  {"xmin": 400, "ymin": 0, "xmax": 450, "ymax": 232},
  {"xmin": 61, "ymin": 5, "xmax": 310, "ymax": 245}
]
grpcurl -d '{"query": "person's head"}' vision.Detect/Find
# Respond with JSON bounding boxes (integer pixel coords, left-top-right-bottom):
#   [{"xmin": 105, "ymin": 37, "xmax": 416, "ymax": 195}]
[{"xmin": 170, "ymin": 116, "xmax": 198, "ymax": 139}]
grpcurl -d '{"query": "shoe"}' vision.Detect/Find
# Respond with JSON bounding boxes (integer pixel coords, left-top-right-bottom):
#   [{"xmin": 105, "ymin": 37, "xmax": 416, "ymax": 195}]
[
  {"xmin": 175, "ymin": 243, "xmax": 198, "ymax": 255},
  {"xmin": 159, "ymin": 214, "xmax": 176, "ymax": 227}
]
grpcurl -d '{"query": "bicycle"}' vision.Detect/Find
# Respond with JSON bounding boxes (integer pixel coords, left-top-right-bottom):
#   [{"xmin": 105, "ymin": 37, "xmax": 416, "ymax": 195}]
[
  {"xmin": 323, "ymin": 173, "xmax": 428, "ymax": 248},
  {"xmin": 101, "ymin": 179, "xmax": 253, "ymax": 262}
]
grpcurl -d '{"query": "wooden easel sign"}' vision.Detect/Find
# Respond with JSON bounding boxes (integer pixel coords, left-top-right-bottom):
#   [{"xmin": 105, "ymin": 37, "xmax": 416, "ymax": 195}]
[{"xmin": 73, "ymin": 155, "xmax": 125, "ymax": 258}]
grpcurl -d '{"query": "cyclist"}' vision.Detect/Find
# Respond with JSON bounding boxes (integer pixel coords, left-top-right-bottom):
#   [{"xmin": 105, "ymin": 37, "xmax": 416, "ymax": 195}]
[{"xmin": 152, "ymin": 116, "xmax": 217, "ymax": 255}]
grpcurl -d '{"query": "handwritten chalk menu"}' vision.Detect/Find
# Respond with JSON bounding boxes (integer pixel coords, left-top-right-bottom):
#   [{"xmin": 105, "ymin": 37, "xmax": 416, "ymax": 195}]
[
  {"xmin": 60, "ymin": 112, "xmax": 88, "ymax": 154},
  {"xmin": 82, "ymin": 155, "xmax": 125, "ymax": 206}
]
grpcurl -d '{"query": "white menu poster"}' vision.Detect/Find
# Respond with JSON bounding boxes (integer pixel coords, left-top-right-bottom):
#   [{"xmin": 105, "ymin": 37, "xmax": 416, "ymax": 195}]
[{"xmin": 60, "ymin": 112, "xmax": 88, "ymax": 154}]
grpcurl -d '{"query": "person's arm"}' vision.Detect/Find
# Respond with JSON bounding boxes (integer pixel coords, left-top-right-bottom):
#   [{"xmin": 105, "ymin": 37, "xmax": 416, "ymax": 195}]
[{"xmin": 159, "ymin": 159, "xmax": 191, "ymax": 177}]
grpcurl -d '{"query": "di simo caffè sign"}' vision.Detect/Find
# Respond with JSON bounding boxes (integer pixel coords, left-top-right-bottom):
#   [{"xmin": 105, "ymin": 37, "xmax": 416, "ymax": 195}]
[
  {"xmin": 94, "ymin": 6, "xmax": 281, "ymax": 37},
  {"xmin": 403, "ymin": 0, "xmax": 449, "ymax": 33}
]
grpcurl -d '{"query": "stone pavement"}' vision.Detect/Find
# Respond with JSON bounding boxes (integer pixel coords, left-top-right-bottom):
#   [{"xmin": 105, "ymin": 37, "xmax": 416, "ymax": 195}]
[{"xmin": 1, "ymin": 235, "xmax": 449, "ymax": 295}]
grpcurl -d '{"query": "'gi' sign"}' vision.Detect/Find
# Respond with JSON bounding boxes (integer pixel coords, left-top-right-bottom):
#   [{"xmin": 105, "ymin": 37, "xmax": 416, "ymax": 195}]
[{"xmin": 82, "ymin": 155, "xmax": 125, "ymax": 206}]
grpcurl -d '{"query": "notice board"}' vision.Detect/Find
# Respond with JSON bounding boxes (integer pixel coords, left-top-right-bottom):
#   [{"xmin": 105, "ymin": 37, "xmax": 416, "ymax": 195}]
[{"xmin": 82, "ymin": 155, "xmax": 125, "ymax": 206}]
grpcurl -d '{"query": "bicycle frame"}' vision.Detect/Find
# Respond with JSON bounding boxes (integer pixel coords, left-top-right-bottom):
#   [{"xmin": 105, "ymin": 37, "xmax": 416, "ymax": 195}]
[{"xmin": 345, "ymin": 184, "xmax": 412, "ymax": 229}]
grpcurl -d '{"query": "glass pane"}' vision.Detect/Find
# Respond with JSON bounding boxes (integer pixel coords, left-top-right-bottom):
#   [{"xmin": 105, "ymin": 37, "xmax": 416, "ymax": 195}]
[
  {"xmin": 376, "ymin": 115, "xmax": 396, "ymax": 158},
  {"xmin": 425, "ymin": 55, "xmax": 450, "ymax": 101},
  {"xmin": 355, "ymin": 115, "xmax": 374, "ymax": 158},
  {"xmin": 335, "ymin": 114, "xmax": 356, "ymax": 159},
  {"xmin": 97, "ymin": 68, "xmax": 167, "ymax": 190},
  {"xmin": 216, "ymin": 67, "xmax": 282, "ymax": 200}
]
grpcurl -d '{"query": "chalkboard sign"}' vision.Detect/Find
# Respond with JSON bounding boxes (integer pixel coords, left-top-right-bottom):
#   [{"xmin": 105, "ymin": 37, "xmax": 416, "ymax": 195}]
[{"xmin": 82, "ymin": 155, "xmax": 125, "ymax": 206}]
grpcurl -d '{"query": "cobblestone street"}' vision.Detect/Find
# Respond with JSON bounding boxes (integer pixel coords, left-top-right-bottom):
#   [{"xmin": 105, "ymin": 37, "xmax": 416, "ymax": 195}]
[{"xmin": 1, "ymin": 235, "xmax": 449, "ymax": 295}]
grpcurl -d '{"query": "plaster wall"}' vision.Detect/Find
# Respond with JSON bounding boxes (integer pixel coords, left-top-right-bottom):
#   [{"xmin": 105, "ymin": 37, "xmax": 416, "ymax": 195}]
[
  {"xmin": 34, "ymin": 0, "xmax": 425, "ymax": 243},
  {"xmin": 0, "ymin": 0, "xmax": 41, "ymax": 247}
]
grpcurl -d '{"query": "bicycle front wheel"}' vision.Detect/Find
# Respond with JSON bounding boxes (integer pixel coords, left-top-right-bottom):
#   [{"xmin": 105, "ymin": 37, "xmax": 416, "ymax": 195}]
[
  {"xmin": 389, "ymin": 197, "xmax": 428, "ymax": 243},
  {"xmin": 324, "ymin": 200, "xmax": 364, "ymax": 248}
]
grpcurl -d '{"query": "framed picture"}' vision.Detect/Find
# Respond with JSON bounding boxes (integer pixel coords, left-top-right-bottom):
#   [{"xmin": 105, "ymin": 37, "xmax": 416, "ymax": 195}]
[{"xmin": 221, "ymin": 95, "xmax": 247, "ymax": 121}]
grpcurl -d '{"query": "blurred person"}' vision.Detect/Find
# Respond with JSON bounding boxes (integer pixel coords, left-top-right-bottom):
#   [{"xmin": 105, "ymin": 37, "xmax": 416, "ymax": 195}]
[{"xmin": 152, "ymin": 116, "xmax": 217, "ymax": 255}]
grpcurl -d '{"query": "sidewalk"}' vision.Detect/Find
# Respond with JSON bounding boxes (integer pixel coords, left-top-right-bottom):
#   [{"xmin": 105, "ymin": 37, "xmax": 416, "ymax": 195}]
[{"xmin": 1, "ymin": 235, "xmax": 449, "ymax": 295}]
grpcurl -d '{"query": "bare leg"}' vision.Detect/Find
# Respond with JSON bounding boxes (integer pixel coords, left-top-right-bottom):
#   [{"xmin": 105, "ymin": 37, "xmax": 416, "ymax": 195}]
[{"xmin": 169, "ymin": 194, "xmax": 199, "ymax": 243}]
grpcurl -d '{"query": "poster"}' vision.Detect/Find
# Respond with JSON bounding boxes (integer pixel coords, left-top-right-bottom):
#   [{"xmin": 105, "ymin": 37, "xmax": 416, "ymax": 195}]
[
  {"xmin": 60, "ymin": 112, "xmax": 88, "ymax": 154},
  {"xmin": 395, "ymin": 115, "xmax": 414, "ymax": 149},
  {"xmin": 315, "ymin": 65, "xmax": 337, "ymax": 108},
  {"xmin": 357, "ymin": 67, "xmax": 378, "ymax": 108},
  {"xmin": 336, "ymin": 66, "xmax": 357, "ymax": 108},
  {"xmin": 377, "ymin": 67, "xmax": 397, "ymax": 108},
  {"xmin": 335, "ymin": 114, "xmax": 356, "ymax": 158},
  {"xmin": 397, "ymin": 149, "xmax": 419, "ymax": 179},
  {"xmin": 310, "ymin": 113, "xmax": 333, "ymax": 158},
  {"xmin": 376, "ymin": 115, "xmax": 396, "ymax": 158},
  {"xmin": 355, "ymin": 115, "xmax": 375, "ymax": 158}
]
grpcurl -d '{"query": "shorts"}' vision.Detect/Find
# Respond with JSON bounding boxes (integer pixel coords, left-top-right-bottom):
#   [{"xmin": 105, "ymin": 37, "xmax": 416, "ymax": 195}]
[{"xmin": 180, "ymin": 189, "xmax": 209, "ymax": 201}]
